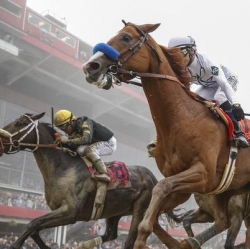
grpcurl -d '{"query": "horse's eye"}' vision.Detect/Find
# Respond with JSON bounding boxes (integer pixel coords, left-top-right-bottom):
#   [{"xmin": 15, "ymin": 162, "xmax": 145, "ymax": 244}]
[{"xmin": 122, "ymin": 34, "xmax": 132, "ymax": 43}]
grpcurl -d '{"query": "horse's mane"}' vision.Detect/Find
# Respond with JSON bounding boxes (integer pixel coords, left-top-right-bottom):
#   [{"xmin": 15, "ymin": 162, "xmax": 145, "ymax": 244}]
[
  {"xmin": 41, "ymin": 123, "xmax": 78, "ymax": 152},
  {"xmin": 41, "ymin": 123, "xmax": 59, "ymax": 137},
  {"xmin": 159, "ymin": 45, "xmax": 192, "ymax": 88}
]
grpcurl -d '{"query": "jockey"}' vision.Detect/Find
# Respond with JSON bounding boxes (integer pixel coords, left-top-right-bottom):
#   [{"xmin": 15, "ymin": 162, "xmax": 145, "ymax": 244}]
[
  {"xmin": 54, "ymin": 110, "xmax": 117, "ymax": 183},
  {"xmin": 167, "ymin": 36, "xmax": 249, "ymax": 148}
]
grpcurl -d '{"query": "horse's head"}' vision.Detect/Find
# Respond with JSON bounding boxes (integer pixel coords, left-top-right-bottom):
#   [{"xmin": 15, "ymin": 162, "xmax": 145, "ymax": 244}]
[
  {"xmin": 0, "ymin": 112, "xmax": 45, "ymax": 156},
  {"xmin": 82, "ymin": 20, "xmax": 162, "ymax": 89}
]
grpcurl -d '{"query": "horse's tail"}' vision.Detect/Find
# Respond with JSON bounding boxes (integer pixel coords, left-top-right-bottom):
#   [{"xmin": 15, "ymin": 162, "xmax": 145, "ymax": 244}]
[{"xmin": 165, "ymin": 208, "xmax": 193, "ymax": 228}]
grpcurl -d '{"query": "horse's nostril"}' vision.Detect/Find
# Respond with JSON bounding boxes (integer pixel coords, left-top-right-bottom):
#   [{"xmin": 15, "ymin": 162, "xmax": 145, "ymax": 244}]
[{"xmin": 88, "ymin": 62, "xmax": 100, "ymax": 71}]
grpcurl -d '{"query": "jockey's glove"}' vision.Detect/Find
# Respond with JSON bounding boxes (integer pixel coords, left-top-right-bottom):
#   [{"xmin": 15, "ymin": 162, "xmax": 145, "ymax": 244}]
[
  {"xmin": 58, "ymin": 136, "xmax": 70, "ymax": 143},
  {"xmin": 232, "ymin": 103, "xmax": 245, "ymax": 121}
]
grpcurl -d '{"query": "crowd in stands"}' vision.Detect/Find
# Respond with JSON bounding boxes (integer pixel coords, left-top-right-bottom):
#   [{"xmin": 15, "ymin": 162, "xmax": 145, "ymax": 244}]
[{"xmin": 0, "ymin": 188, "xmax": 49, "ymax": 211}]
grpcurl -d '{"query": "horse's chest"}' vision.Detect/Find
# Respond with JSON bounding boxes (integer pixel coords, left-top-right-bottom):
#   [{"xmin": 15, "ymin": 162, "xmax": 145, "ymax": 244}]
[
  {"xmin": 44, "ymin": 168, "xmax": 82, "ymax": 209},
  {"xmin": 156, "ymin": 153, "xmax": 188, "ymax": 177}
]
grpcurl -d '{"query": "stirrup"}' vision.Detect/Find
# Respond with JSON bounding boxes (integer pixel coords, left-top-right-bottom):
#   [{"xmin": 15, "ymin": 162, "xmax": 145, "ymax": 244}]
[{"xmin": 234, "ymin": 135, "xmax": 249, "ymax": 148}]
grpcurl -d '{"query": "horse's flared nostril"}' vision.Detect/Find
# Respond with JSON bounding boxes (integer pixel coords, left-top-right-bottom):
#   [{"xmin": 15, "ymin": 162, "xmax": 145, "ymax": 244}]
[{"xmin": 82, "ymin": 62, "xmax": 101, "ymax": 74}]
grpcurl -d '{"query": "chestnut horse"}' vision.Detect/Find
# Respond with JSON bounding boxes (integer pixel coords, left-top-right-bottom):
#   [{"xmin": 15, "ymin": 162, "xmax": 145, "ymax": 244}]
[
  {"xmin": 0, "ymin": 112, "xmax": 158, "ymax": 249},
  {"xmin": 82, "ymin": 21, "xmax": 250, "ymax": 249},
  {"xmin": 168, "ymin": 193, "xmax": 250, "ymax": 249}
]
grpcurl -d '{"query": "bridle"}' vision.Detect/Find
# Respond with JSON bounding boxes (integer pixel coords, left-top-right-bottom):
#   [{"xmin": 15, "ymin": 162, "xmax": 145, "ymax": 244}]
[
  {"xmin": 107, "ymin": 21, "xmax": 184, "ymax": 87},
  {"xmin": 2, "ymin": 114, "xmax": 40, "ymax": 154},
  {"xmin": 0, "ymin": 115, "xmax": 71, "ymax": 155},
  {"xmin": 103, "ymin": 23, "xmax": 209, "ymax": 103}
]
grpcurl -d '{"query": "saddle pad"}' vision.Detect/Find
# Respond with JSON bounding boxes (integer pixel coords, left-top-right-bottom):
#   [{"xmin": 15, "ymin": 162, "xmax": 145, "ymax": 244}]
[
  {"xmin": 86, "ymin": 159, "xmax": 131, "ymax": 190},
  {"xmin": 220, "ymin": 113, "xmax": 250, "ymax": 141},
  {"xmin": 107, "ymin": 161, "xmax": 131, "ymax": 189}
]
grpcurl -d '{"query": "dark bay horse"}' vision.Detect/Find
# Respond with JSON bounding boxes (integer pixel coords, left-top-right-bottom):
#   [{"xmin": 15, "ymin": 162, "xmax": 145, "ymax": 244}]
[
  {"xmin": 82, "ymin": 21, "xmax": 250, "ymax": 249},
  {"xmin": 168, "ymin": 193, "xmax": 250, "ymax": 249},
  {"xmin": 0, "ymin": 112, "xmax": 158, "ymax": 249}
]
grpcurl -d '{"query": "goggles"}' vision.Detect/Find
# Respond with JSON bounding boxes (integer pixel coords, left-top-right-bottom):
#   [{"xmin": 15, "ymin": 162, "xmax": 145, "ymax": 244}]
[
  {"xmin": 58, "ymin": 122, "xmax": 69, "ymax": 130},
  {"xmin": 180, "ymin": 46, "xmax": 192, "ymax": 55}
]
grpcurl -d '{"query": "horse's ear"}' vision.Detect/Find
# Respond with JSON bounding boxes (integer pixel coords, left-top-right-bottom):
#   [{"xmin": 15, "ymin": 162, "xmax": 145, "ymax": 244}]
[
  {"xmin": 145, "ymin": 23, "xmax": 161, "ymax": 34},
  {"xmin": 31, "ymin": 112, "xmax": 45, "ymax": 121},
  {"xmin": 122, "ymin": 20, "xmax": 127, "ymax": 26}
]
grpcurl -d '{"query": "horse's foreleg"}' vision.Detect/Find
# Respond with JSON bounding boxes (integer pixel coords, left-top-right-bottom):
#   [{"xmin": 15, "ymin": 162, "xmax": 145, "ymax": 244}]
[
  {"xmin": 134, "ymin": 180, "xmax": 190, "ymax": 249},
  {"xmin": 30, "ymin": 233, "xmax": 51, "ymax": 249},
  {"xmin": 11, "ymin": 205, "xmax": 78, "ymax": 249},
  {"xmin": 153, "ymin": 222, "xmax": 183, "ymax": 249},
  {"xmin": 134, "ymin": 181, "xmax": 171, "ymax": 249}
]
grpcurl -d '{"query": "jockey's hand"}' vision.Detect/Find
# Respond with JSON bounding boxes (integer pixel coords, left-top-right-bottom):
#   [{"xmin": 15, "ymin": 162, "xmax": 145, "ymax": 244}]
[
  {"xmin": 54, "ymin": 134, "xmax": 70, "ymax": 144},
  {"xmin": 232, "ymin": 103, "xmax": 245, "ymax": 121}
]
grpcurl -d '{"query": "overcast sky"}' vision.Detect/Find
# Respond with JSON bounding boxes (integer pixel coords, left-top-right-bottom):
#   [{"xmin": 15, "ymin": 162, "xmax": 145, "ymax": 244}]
[{"xmin": 27, "ymin": 0, "xmax": 250, "ymax": 112}]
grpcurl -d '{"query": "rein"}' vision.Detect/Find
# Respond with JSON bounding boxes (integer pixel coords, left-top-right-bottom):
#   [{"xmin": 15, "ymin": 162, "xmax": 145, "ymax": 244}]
[{"xmin": 117, "ymin": 68, "xmax": 184, "ymax": 85}]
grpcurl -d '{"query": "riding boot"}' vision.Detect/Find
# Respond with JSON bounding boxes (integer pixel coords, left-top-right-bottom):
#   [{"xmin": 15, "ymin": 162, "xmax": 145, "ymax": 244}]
[
  {"xmin": 220, "ymin": 100, "xmax": 249, "ymax": 148},
  {"xmin": 84, "ymin": 147, "xmax": 110, "ymax": 183},
  {"xmin": 233, "ymin": 120, "xmax": 249, "ymax": 148},
  {"xmin": 93, "ymin": 159, "xmax": 110, "ymax": 183}
]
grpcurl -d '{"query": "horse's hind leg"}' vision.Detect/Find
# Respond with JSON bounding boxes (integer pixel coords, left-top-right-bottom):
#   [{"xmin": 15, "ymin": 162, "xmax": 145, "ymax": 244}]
[
  {"xmin": 123, "ymin": 196, "xmax": 151, "ymax": 249},
  {"xmin": 77, "ymin": 216, "xmax": 121, "ymax": 249},
  {"xmin": 102, "ymin": 216, "xmax": 121, "ymax": 242}
]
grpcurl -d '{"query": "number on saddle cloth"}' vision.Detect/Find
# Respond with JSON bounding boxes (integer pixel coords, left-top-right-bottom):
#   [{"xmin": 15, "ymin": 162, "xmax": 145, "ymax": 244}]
[{"xmin": 107, "ymin": 161, "xmax": 129, "ymax": 182}]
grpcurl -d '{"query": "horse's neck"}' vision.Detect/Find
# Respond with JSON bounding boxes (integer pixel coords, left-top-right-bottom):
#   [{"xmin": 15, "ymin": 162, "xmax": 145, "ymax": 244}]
[
  {"xmin": 32, "ymin": 128, "xmax": 63, "ymax": 182},
  {"xmin": 33, "ymin": 148, "xmax": 59, "ymax": 182},
  {"xmin": 142, "ymin": 60, "xmax": 208, "ymax": 145},
  {"xmin": 143, "ymin": 76, "xmax": 197, "ymax": 123}
]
